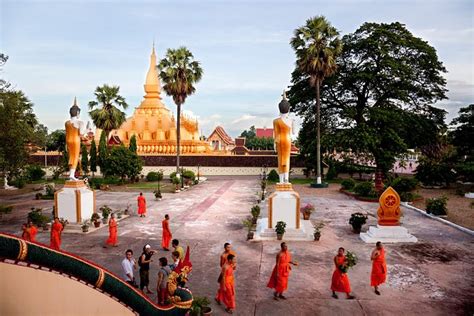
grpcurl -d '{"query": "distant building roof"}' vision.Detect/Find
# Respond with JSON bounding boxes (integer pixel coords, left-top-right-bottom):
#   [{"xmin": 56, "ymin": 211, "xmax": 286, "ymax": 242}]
[
  {"xmin": 256, "ymin": 128, "xmax": 273, "ymax": 138},
  {"xmin": 208, "ymin": 126, "xmax": 235, "ymax": 145},
  {"xmin": 108, "ymin": 135, "xmax": 122, "ymax": 146}
]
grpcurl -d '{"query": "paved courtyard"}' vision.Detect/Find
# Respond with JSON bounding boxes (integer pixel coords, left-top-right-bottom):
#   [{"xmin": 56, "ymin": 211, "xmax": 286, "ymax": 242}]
[{"xmin": 1, "ymin": 177, "xmax": 473, "ymax": 316}]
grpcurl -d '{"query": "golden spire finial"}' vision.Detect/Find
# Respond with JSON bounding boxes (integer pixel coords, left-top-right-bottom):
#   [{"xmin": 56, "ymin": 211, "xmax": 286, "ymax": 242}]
[
  {"xmin": 282, "ymin": 90, "xmax": 287, "ymax": 100},
  {"xmin": 73, "ymin": 96, "xmax": 78, "ymax": 106}
]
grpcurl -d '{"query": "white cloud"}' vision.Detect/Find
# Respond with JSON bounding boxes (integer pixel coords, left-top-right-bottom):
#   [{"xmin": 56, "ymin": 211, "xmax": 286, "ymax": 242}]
[{"xmin": 231, "ymin": 114, "xmax": 257, "ymax": 124}]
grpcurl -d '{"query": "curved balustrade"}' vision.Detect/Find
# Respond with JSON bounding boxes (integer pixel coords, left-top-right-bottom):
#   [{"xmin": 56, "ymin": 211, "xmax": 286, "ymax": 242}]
[{"xmin": 0, "ymin": 233, "xmax": 192, "ymax": 316}]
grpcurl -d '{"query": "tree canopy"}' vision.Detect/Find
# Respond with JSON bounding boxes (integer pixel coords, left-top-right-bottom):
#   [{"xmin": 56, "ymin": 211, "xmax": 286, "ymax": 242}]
[{"xmin": 288, "ymin": 22, "xmax": 448, "ymax": 183}]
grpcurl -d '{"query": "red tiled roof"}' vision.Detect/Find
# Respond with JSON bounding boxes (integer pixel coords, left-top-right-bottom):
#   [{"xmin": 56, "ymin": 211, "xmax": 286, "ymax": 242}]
[
  {"xmin": 208, "ymin": 126, "xmax": 235, "ymax": 145},
  {"xmin": 108, "ymin": 135, "xmax": 122, "ymax": 145},
  {"xmin": 256, "ymin": 128, "xmax": 273, "ymax": 138}
]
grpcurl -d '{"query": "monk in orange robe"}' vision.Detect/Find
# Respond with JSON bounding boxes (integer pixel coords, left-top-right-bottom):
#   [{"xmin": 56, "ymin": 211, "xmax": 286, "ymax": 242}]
[
  {"xmin": 161, "ymin": 214, "xmax": 172, "ymax": 251},
  {"xmin": 105, "ymin": 213, "xmax": 118, "ymax": 247},
  {"xmin": 216, "ymin": 243, "xmax": 237, "ymax": 305},
  {"xmin": 21, "ymin": 223, "xmax": 31, "ymax": 241},
  {"xmin": 137, "ymin": 192, "xmax": 147, "ymax": 217},
  {"xmin": 267, "ymin": 242, "xmax": 298, "ymax": 300},
  {"xmin": 331, "ymin": 247, "xmax": 354, "ymax": 299},
  {"xmin": 371, "ymin": 241, "xmax": 387, "ymax": 295},
  {"xmin": 50, "ymin": 217, "xmax": 63, "ymax": 250},
  {"xmin": 220, "ymin": 254, "xmax": 236, "ymax": 314},
  {"xmin": 28, "ymin": 221, "xmax": 38, "ymax": 242}
]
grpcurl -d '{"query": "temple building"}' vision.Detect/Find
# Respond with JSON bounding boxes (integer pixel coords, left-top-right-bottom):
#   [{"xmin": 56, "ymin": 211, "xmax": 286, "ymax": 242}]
[
  {"xmin": 207, "ymin": 126, "xmax": 235, "ymax": 152},
  {"xmin": 101, "ymin": 45, "xmax": 211, "ymax": 154}
]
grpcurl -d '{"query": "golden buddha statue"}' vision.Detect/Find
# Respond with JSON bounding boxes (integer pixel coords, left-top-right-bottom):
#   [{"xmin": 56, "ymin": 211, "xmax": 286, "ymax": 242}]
[
  {"xmin": 65, "ymin": 98, "xmax": 89, "ymax": 180},
  {"xmin": 377, "ymin": 186, "xmax": 401, "ymax": 226},
  {"xmin": 273, "ymin": 91, "xmax": 294, "ymax": 183},
  {"xmin": 101, "ymin": 45, "xmax": 210, "ymax": 154}
]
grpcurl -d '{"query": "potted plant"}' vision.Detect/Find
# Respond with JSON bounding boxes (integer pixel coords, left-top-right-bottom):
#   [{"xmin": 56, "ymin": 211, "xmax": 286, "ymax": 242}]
[
  {"xmin": 116, "ymin": 211, "xmax": 122, "ymax": 219},
  {"xmin": 349, "ymin": 212, "xmax": 368, "ymax": 233},
  {"xmin": 251, "ymin": 205, "xmax": 261, "ymax": 224},
  {"xmin": 0, "ymin": 204, "xmax": 13, "ymax": 219},
  {"xmin": 301, "ymin": 203, "xmax": 315, "ymax": 220},
  {"xmin": 100, "ymin": 205, "xmax": 112, "ymax": 224},
  {"xmin": 242, "ymin": 216, "xmax": 254, "ymax": 240},
  {"xmin": 81, "ymin": 220, "xmax": 90, "ymax": 233},
  {"xmin": 91, "ymin": 213, "xmax": 101, "ymax": 227},
  {"xmin": 172, "ymin": 176, "xmax": 180, "ymax": 193},
  {"xmin": 59, "ymin": 218, "xmax": 69, "ymax": 229},
  {"xmin": 313, "ymin": 222, "xmax": 325, "ymax": 241},
  {"xmin": 189, "ymin": 296, "xmax": 211, "ymax": 316},
  {"xmin": 124, "ymin": 203, "xmax": 130, "ymax": 216},
  {"xmin": 275, "ymin": 221, "xmax": 286, "ymax": 240}
]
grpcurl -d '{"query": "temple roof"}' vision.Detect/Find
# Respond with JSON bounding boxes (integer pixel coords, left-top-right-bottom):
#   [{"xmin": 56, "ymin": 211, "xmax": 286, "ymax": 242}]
[
  {"xmin": 208, "ymin": 126, "xmax": 235, "ymax": 145},
  {"xmin": 256, "ymin": 128, "xmax": 273, "ymax": 138}
]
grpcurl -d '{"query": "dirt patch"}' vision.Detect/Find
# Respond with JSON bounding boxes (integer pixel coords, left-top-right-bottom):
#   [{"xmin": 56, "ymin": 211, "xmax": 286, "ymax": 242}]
[
  {"xmin": 399, "ymin": 243, "xmax": 459, "ymax": 263},
  {"xmin": 388, "ymin": 264, "xmax": 445, "ymax": 299},
  {"xmin": 411, "ymin": 187, "xmax": 474, "ymax": 230}
]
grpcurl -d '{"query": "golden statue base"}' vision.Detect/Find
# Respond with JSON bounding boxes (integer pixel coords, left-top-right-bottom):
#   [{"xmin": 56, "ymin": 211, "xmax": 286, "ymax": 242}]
[{"xmin": 268, "ymin": 182, "xmax": 300, "ymax": 229}]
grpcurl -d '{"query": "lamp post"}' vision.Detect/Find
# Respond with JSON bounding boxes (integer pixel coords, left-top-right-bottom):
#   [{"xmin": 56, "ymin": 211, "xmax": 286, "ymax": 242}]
[
  {"xmin": 197, "ymin": 164, "xmax": 200, "ymax": 182},
  {"xmin": 181, "ymin": 166, "xmax": 184, "ymax": 189}
]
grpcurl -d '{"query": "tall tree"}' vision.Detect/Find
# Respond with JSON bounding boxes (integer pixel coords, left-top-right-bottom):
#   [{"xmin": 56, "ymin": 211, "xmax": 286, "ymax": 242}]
[
  {"xmin": 80, "ymin": 144, "xmax": 89, "ymax": 175},
  {"xmin": 0, "ymin": 90, "xmax": 39, "ymax": 178},
  {"xmin": 89, "ymin": 139, "xmax": 97, "ymax": 177},
  {"xmin": 450, "ymin": 104, "xmax": 474, "ymax": 159},
  {"xmin": 46, "ymin": 129, "xmax": 66, "ymax": 152},
  {"xmin": 129, "ymin": 134, "xmax": 137, "ymax": 153},
  {"xmin": 290, "ymin": 16, "xmax": 343, "ymax": 185},
  {"xmin": 88, "ymin": 84, "xmax": 128, "ymax": 140},
  {"xmin": 105, "ymin": 146, "xmax": 142, "ymax": 182},
  {"xmin": 98, "ymin": 131, "xmax": 108, "ymax": 174},
  {"xmin": 289, "ymin": 22, "xmax": 447, "ymax": 191},
  {"xmin": 159, "ymin": 47, "xmax": 203, "ymax": 174}
]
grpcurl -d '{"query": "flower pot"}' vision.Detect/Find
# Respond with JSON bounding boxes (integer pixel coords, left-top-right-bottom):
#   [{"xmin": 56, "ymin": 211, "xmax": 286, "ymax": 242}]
[
  {"xmin": 351, "ymin": 224, "xmax": 362, "ymax": 234},
  {"xmin": 302, "ymin": 212, "xmax": 311, "ymax": 220},
  {"xmin": 82, "ymin": 227, "xmax": 89, "ymax": 233},
  {"xmin": 314, "ymin": 233, "xmax": 321, "ymax": 241},
  {"xmin": 202, "ymin": 306, "xmax": 212, "ymax": 316},
  {"xmin": 102, "ymin": 218, "xmax": 108, "ymax": 224},
  {"xmin": 94, "ymin": 221, "xmax": 101, "ymax": 228},
  {"xmin": 42, "ymin": 223, "xmax": 50, "ymax": 231},
  {"xmin": 251, "ymin": 217, "xmax": 257, "ymax": 225},
  {"xmin": 276, "ymin": 233, "xmax": 283, "ymax": 240},
  {"xmin": 247, "ymin": 231, "xmax": 254, "ymax": 240}
]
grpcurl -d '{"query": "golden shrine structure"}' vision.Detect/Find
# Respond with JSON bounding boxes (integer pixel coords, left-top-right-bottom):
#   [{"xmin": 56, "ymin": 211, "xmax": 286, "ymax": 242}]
[{"xmin": 101, "ymin": 45, "xmax": 211, "ymax": 154}]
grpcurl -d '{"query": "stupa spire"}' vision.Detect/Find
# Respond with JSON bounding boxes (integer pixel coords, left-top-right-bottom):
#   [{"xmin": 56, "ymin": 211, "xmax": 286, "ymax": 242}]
[{"xmin": 140, "ymin": 42, "xmax": 163, "ymax": 108}]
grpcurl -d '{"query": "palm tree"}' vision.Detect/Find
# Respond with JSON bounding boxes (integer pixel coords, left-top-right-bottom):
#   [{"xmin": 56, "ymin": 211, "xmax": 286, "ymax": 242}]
[
  {"xmin": 291, "ymin": 16, "xmax": 342, "ymax": 185},
  {"xmin": 158, "ymin": 47, "xmax": 203, "ymax": 174},
  {"xmin": 88, "ymin": 84, "xmax": 128, "ymax": 140}
]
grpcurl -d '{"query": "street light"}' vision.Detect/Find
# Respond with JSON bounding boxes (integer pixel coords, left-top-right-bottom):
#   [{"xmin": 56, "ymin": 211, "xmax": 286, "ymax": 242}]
[{"xmin": 197, "ymin": 164, "xmax": 200, "ymax": 182}]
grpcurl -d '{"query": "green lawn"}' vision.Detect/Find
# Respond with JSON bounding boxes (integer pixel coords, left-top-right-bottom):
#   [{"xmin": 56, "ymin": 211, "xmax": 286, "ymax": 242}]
[
  {"xmin": 30, "ymin": 178, "xmax": 66, "ymax": 184},
  {"xmin": 267, "ymin": 178, "xmax": 344, "ymax": 185}
]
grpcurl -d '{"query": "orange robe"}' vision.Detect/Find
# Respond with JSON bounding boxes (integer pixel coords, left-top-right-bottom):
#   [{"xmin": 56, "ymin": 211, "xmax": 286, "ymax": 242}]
[
  {"xmin": 161, "ymin": 219, "xmax": 172, "ymax": 250},
  {"xmin": 137, "ymin": 195, "xmax": 146, "ymax": 215},
  {"xmin": 106, "ymin": 218, "xmax": 118, "ymax": 246},
  {"xmin": 22, "ymin": 227, "xmax": 31, "ymax": 241},
  {"xmin": 267, "ymin": 250, "xmax": 291, "ymax": 293},
  {"xmin": 371, "ymin": 248, "xmax": 387, "ymax": 287},
  {"xmin": 273, "ymin": 117, "xmax": 291, "ymax": 174},
  {"xmin": 50, "ymin": 222, "xmax": 63, "ymax": 250},
  {"xmin": 29, "ymin": 225, "xmax": 38, "ymax": 242},
  {"xmin": 218, "ymin": 263, "xmax": 235, "ymax": 309},
  {"xmin": 65, "ymin": 120, "xmax": 81, "ymax": 170},
  {"xmin": 216, "ymin": 251, "xmax": 237, "ymax": 302},
  {"xmin": 331, "ymin": 255, "xmax": 351, "ymax": 293}
]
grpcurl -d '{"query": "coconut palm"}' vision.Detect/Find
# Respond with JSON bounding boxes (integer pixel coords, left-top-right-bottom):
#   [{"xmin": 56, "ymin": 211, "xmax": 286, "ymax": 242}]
[
  {"xmin": 291, "ymin": 16, "xmax": 342, "ymax": 185},
  {"xmin": 158, "ymin": 47, "xmax": 203, "ymax": 174},
  {"xmin": 88, "ymin": 84, "xmax": 128, "ymax": 140}
]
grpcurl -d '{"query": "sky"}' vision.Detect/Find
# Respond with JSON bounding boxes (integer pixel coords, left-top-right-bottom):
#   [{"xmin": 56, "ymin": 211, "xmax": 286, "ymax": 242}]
[{"xmin": 1, "ymin": 0, "xmax": 473, "ymax": 138}]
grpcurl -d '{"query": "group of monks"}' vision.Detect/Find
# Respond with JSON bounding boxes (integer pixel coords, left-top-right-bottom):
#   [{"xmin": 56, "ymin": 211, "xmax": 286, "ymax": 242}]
[
  {"xmin": 213, "ymin": 241, "xmax": 387, "ymax": 314},
  {"xmin": 21, "ymin": 217, "xmax": 64, "ymax": 250}
]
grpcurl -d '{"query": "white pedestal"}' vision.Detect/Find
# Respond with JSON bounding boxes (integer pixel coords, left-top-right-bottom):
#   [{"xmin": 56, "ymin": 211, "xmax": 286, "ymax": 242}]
[
  {"xmin": 55, "ymin": 181, "xmax": 95, "ymax": 224},
  {"xmin": 268, "ymin": 185, "xmax": 300, "ymax": 229},
  {"xmin": 360, "ymin": 225, "xmax": 417, "ymax": 243},
  {"xmin": 464, "ymin": 192, "xmax": 474, "ymax": 199},
  {"xmin": 255, "ymin": 218, "xmax": 313, "ymax": 241}
]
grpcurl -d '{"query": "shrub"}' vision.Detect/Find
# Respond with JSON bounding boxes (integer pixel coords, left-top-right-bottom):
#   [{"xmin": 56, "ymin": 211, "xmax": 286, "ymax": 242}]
[
  {"xmin": 45, "ymin": 184, "xmax": 55, "ymax": 196},
  {"xmin": 171, "ymin": 176, "xmax": 180, "ymax": 185},
  {"xmin": 426, "ymin": 196, "xmax": 448, "ymax": 216},
  {"xmin": 349, "ymin": 212, "xmax": 368, "ymax": 227},
  {"xmin": 170, "ymin": 171, "xmax": 177, "ymax": 180},
  {"xmin": 10, "ymin": 177, "xmax": 26, "ymax": 189},
  {"xmin": 25, "ymin": 165, "xmax": 46, "ymax": 181},
  {"xmin": 146, "ymin": 171, "xmax": 163, "ymax": 182},
  {"xmin": 390, "ymin": 177, "xmax": 418, "ymax": 193},
  {"xmin": 0, "ymin": 204, "xmax": 13, "ymax": 216},
  {"xmin": 267, "ymin": 169, "xmax": 279, "ymax": 182},
  {"xmin": 28, "ymin": 208, "xmax": 50, "ymax": 227},
  {"xmin": 341, "ymin": 179, "xmax": 356, "ymax": 190},
  {"xmin": 353, "ymin": 182, "xmax": 374, "ymax": 197},
  {"xmin": 399, "ymin": 192, "xmax": 414, "ymax": 202},
  {"xmin": 100, "ymin": 205, "xmax": 112, "ymax": 218},
  {"xmin": 275, "ymin": 221, "xmax": 286, "ymax": 235},
  {"xmin": 182, "ymin": 170, "xmax": 196, "ymax": 181},
  {"xmin": 251, "ymin": 205, "xmax": 261, "ymax": 219}
]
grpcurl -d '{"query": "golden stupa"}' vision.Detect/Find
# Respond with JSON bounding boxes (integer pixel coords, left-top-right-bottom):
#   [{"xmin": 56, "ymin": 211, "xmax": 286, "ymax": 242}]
[{"xmin": 107, "ymin": 45, "xmax": 211, "ymax": 154}]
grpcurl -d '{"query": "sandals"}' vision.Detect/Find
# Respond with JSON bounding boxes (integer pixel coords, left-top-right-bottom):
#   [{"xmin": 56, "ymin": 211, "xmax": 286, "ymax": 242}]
[
  {"xmin": 347, "ymin": 295, "xmax": 355, "ymax": 300},
  {"xmin": 332, "ymin": 293, "xmax": 338, "ymax": 299},
  {"xmin": 375, "ymin": 290, "xmax": 381, "ymax": 295},
  {"xmin": 215, "ymin": 298, "xmax": 221, "ymax": 305},
  {"xmin": 225, "ymin": 308, "xmax": 233, "ymax": 314}
]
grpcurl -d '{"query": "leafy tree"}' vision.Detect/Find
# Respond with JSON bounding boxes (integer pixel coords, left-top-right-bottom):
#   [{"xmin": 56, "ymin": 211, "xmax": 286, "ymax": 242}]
[
  {"xmin": 103, "ymin": 145, "xmax": 142, "ymax": 181},
  {"xmin": 289, "ymin": 22, "xmax": 448, "ymax": 191},
  {"xmin": 46, "ymin": 129, "xmax": 66, "ymax": 152},
  {"xmin": 239, "ymin": 126, "xmax": 274, "ymax": 150},
  {"xmin": 290, "ymin": 16, "xmax": 342, "ymax": 184},
  {"xmin": 129, "ymin": 134, "xmax": 137, "ymax": 153},
  {"xmin": 32, "ymin": 124, "xmax": 48, "ymax": 150},
  {"xmin": 80, "ymin": 144, "xmax": 89, "ymax": 175},
  {"xmin": 159, "ymin": 47, "xmax": 203, "ymax": 174},
  {"xmin": 450, "ymin": 104, "xmax": 474, "ymax": 159},
  {"xmin": 0, "ymin": 53, "xmax": 10, "ymax": 90},
  {"xmin": 0, "ymin": 90, "xmax": 39, "ymax": 178},
  {"xmin": 88, "ymin": 84, "xmax": 128, "ymax": 139},
  {"xmin": 89, "ymin": 139, "xmax": 97, "ymax": 176},
  {"xmin": 415, "ymin": 144, "xmax": 456, "ymax": 186},
  {"xmin": 98, "ymin": 130, "xmax": 108, "ymax": 173},
  {"xmin": 240, "ymin": 126, "xmax": 256, "ymax": 139}
]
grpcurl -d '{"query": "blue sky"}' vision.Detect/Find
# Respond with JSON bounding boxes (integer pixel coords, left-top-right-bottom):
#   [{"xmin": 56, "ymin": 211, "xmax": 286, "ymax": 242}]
[{"xmin": 1, "ymin": 0, "xmax": 473, "ymax": 138}]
